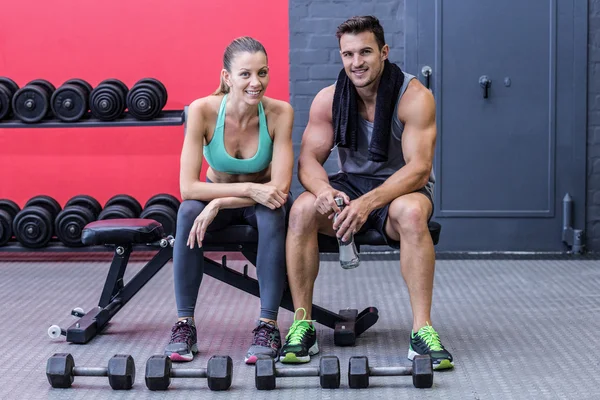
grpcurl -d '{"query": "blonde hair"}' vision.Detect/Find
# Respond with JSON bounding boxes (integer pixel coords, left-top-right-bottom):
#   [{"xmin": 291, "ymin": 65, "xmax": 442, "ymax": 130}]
[{"xmin": 212, "ymin": 36, "xmax": 268, "ymax": 96}]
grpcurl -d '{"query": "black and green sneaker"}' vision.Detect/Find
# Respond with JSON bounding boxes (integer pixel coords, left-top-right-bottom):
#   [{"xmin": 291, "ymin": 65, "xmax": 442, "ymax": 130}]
[
  {"xmin": 279, "ymin": 308, "xmax": 318, "ymax": 363},
  {"xmin": 408, "ymin": 323, "xmax": 454, "ymax": 370}
]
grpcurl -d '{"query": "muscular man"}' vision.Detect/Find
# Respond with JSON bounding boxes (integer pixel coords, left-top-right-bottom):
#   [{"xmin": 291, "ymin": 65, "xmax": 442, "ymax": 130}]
[{"xmin": 279, "ymin": 16, "xmax": 453, "ymax": 370}]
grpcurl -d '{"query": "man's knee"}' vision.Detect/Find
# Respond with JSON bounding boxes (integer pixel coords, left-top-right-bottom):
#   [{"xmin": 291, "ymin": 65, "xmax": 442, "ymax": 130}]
[
  {"xmin": 388, "ymin": 195, "xmax": 431, "ymax": 236},
  {"xmin": 288, "ymin": 192, "xmax": 319, "ymax": 233}
]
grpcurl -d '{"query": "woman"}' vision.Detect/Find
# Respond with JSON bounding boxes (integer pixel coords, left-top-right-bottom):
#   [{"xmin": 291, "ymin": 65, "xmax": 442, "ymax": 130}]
[{"xmin": 165, "ymin": 37, "xmax": 294, "ymax": 364}]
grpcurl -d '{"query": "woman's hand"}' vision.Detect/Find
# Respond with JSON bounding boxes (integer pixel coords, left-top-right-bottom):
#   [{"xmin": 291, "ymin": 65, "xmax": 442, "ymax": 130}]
[
  {"xmin": 187, "ymin": 201, "xmax": 220, "ymax": 249},
  {"xmin": 247, "ymin": 183, "xmax": 287, "ymax": 209}
]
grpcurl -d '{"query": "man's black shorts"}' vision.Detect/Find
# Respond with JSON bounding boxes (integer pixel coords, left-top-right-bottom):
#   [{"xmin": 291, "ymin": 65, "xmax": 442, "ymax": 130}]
[{"xmin": 328, "ymin": 172, "xmax": 434, "ymax": 249}]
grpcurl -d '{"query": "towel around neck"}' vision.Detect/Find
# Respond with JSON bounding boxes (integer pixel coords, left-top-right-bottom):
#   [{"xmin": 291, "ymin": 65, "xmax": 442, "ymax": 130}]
[{"xmin": 332, "ymin": 59, "xmax": 405, "ymax": 163}]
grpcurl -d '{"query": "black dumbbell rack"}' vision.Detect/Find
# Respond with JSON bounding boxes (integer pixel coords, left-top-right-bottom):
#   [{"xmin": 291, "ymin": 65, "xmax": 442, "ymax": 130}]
[
  {"xmin": 0, "ymin": 110, "xmax": 185, "ymax": 128},
  {"xmin": 0, "ymin": 108, "xmax": 186, "ymax": 253}
]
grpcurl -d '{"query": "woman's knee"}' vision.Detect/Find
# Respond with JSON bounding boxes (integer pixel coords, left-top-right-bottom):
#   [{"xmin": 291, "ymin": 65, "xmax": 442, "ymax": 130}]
[{"xmin": 176, "ymin": 200, "xmax": 206, "ymax": 227}]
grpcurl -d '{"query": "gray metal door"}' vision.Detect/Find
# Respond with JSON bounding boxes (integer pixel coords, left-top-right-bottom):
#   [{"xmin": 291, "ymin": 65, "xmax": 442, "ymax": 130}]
[{"xmin": 405, "ymin": 0, "xmax": 587, "ymax": 251}]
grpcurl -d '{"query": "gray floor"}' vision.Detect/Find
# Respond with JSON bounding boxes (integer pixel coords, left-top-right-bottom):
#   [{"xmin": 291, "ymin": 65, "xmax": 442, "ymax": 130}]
[{"xmin": 0, "ymin": 252, "xmax": 599, "ymax": 399}]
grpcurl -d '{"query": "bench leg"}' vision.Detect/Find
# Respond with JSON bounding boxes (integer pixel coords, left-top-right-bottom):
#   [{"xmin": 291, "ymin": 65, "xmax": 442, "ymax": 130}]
[
  {"xmin": 65, "ymin": 245, "xmax": 173, "ymax": 344},
  {"xmin": 203, "ymin": 252, "xmax": 379, "ymax": 345}
]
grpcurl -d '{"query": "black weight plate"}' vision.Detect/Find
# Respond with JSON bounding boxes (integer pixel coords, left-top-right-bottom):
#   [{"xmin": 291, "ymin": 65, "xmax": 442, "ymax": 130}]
[
  {"xmin": 26, "ymin": 79, "xmax": 56, "ymax": 95},
  {"xmin": 98, "ymin": 79, "xmax": 129, "ymax": 98},
  {"xmin": 0, "ymin": 77, "xmax": 19, "ymax": 96},
  {"xmin": 55, "ymin": 205, "xmax": 95, "ymax": 247},
  {"xmin": 89, "ymin": 83, "xmax": 125, "ymax": 121},
  {"xmin": 105, "ymin": 194, "xmax": 142, "ymax": 217},
  {"xmin": 98, "ymin": 204, "xmax": 136, "ymax": 220},
  {"xmin": 135, "ymin": 78, "xmax": 167, "ymax": 109},
  {"xmin": 126, "ymin": 83, "xmax": 161, "ymax": 120},
  {"xmin": 63, "ymin": 79, "xmax": 93, "ymax": 96},
  {"xmin": 0, "ymin": 86, "xmax": 12, "ymax": 120},
  {"xmin": 25, "ymin": 195, "xmax": 62, "ymax": 218},
  {"xmin": 12, "ymin": 86, "xmax": 50, "ymax": 123},
  {"xmin": 0, "ymin": 209, "xmax": 12, "ymax": 246},
  {"xmin": 65, "ymin": 195, "xmax": 102, "ymax": 218},
  {"xmin": 12, "ymin": 206, "xmax": 54, "ymax": 248},
  {"xmin": 140, "ymin": 204, "xmax": 177, "ymax": 235},
  {"xmin": 51, "ymin": 84, "xmax": 88, "ymax": 122},
  {"xmin": 0, "ymin": 199, "xmax": 21, "ymax": 218},
  {"xmin": 144, "ymin": 193, "xmax": 180, "ymax": 213}
]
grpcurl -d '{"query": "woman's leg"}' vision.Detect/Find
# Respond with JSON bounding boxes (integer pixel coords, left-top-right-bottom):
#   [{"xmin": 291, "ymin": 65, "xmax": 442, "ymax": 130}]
[
  {"xmin": 166, "ymin": 199, "xmax": 235, "ymax": 362},
  {"xmin": 243, "ymin": 198, "xmax": 292, "ymax": 363}
]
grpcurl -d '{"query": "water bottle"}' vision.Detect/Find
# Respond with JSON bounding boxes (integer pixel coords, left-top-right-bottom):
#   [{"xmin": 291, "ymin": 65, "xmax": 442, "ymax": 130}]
[{"xmin": 333, "ymin": 196, "xmax": 360, "ymax": 269}]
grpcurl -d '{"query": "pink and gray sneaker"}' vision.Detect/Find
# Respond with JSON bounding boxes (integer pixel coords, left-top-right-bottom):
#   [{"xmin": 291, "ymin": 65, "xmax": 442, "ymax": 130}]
[
  {"xmin": 245, "ymin": 320, "xmax": 282, "ymax": 364},
  {"xmin": 164, "ymin": 318, "xmax": 198, "ymax": 362}
]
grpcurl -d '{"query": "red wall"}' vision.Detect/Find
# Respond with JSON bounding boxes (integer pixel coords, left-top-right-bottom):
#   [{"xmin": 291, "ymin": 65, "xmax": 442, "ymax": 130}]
[{"xmin": 0, "ymin": 0, "xmax": 289, "ymax": 208}]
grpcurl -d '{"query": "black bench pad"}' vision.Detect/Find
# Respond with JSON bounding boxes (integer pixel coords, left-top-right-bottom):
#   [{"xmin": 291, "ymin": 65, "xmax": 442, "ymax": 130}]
[
  {"xmin": 82, "ymin": 219, "xmax": 441, "ymax": 250},
  {"xmin": 82, "ymin": 219, "xmax": 164, "ymax": 246}
]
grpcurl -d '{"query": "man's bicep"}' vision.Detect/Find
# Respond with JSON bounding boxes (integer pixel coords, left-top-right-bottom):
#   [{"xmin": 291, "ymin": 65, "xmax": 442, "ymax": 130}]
[
  {"xmin": 400, "ymin": 87, "xmax": 436, "ymax": 169},
  {"xmin": 299, "ymin": 88, "xmax": 335, "ymax": 165}
]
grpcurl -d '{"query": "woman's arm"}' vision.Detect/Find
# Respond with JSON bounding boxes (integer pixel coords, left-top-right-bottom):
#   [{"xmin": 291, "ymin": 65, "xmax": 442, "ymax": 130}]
[{"xmin": 265, "ymin": 101, "xmax": 295, "ymax": 194}]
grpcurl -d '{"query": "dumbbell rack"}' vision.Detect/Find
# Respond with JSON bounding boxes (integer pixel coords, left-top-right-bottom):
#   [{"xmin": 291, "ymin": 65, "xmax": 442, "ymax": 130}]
[
  {"xmin": 0, "ymin": 110, "xmax": 185, "ymax": 128},
  {"xmin": 0, "ymin": 110, "xmax": 186, "ymax": 253}
]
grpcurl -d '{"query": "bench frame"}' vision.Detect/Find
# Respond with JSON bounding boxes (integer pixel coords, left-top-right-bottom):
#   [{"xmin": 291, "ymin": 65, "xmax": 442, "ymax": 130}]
[{"xmin": 61, "ymin": 234, "xmax": 379, "ymax": 345}]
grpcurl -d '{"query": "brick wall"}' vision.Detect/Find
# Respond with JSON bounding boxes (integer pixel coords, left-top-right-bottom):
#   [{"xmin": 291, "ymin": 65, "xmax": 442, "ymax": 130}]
[
  {"xmin": 588, "ymin": 0, "xmax": 600, "ymax": 252},
  {"xmin": 289, "ymin": 0, "xmax": 599, "ymax": 252}
]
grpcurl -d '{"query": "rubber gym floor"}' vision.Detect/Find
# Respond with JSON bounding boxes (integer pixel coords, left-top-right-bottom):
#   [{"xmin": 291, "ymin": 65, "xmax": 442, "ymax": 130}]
[{"xmin": 0, "ymin": 251, "xmax": 599, "ymax": 399}]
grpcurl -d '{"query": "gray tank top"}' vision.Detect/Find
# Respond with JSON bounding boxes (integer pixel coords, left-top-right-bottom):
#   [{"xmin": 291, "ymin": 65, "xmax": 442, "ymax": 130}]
[{"xmin": 337, "ymin": 71, "xmax": 435, "ymax": 196}]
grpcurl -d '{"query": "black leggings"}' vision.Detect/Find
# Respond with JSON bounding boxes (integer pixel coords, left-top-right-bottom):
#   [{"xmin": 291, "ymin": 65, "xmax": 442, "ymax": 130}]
[{"xmin": 173, "ymin": 197, "xmax": 292, "ymax": 321}]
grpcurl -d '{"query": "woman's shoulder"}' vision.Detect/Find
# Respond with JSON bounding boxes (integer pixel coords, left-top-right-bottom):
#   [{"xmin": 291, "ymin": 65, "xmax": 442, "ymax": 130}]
[
  {"xmin": 262, "ymin": 96, "xmax": 293, "ymax": 119},
  {"xmin": 188, "ymin": 95, "xmax": 223, "ymax": 117}
]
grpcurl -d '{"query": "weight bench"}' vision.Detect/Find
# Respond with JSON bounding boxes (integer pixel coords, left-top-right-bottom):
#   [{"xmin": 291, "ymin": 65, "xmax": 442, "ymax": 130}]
[{"xmin": 50, "ymin": 218, "xmax": 441, "ymax": 346}]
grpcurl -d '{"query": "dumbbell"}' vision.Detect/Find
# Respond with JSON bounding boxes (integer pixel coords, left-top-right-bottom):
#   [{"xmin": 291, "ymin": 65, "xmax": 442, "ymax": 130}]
[
  {"xmin": 348, "ymin": 354, "xmax": 433, "ymax": 389},
  {"xmin": 98, "ymin": 194, "xmax": 143, "ymax": 220},
  {"xmin": 89, "ymin": 78, "xmax": 128, "ymax": 121},
  {"xmin": 12, "ymin": 79, "xmax": 56, "ymax": 123},
  {"xmin": 55, "ymin": 195, "xmax": 102, "ymax": 247},
  {"xmin": 46, "ymin": 353, "xmax": 135, "ymax": 390},
  {"xmin": 51, "ymin": 79, "xmax": 93, "ymax": 122},
  {"xmin": 0, "ymin": 199, "xmax": 21, "ymax": 246},
  {"xmin": 145, "ymin": 354, "xmax": 232, "ymax": 391},
  {"xmin": 255, "ymin": 355, "xmax": 340, "ymax": 390},
  {"xmin": 140, "ymin": 193, "xmax": 180, "ymax": 235},
  {"xmin": 12, "ymin": 195, "xmax": 61, "ymax": 248},
  {"xmin": 126, "ymin": 78, "xmax": 168, "ymax": 120},
  {"xmin": 0, "ymin": 77, "xmax": 19, "ymax": 121}
]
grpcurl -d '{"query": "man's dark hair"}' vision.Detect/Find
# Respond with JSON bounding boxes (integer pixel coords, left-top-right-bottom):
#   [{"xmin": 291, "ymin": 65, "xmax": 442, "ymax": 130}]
[{"xmin": 335, "ymin": 16, "xmax": 386, "ymax": 50}]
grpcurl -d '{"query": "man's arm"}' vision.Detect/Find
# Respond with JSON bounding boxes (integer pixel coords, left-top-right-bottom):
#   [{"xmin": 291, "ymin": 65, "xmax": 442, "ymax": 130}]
[
  {"xmin": 297, "ymin": 86, "xmax": 336, "ymax": 195},
  {"xmin": 360, "ymin": 81, "xmax": 436, "ymax": 210}
]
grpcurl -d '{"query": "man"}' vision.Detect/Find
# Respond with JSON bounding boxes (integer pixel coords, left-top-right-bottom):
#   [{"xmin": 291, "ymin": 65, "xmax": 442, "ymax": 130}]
[{"xmin": 279, "ymin": 16, "xmax": 453, "ymax": 370}]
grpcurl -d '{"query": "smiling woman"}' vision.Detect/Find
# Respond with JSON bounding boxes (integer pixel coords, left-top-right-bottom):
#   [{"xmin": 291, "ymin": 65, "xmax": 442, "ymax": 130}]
[{"xmin": 165, "ymin": 36, "xmax": 295, "ymax": 365}]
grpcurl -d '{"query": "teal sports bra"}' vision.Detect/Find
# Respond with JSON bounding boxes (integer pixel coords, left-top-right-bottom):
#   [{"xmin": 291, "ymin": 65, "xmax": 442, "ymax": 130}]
[{"xmin": 203, "ymin": 94, "xmax": 273, "ymax": 174}]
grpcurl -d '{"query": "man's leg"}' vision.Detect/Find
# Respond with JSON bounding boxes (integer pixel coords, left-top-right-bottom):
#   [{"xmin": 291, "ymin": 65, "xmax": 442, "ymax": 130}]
[
  {"xmin": 384, "ymin": 192, "xmax": 453, "ymax": 370},
  {"xmin": 280, "ymin": 191, "xmax": 336, "ymax": 363}
]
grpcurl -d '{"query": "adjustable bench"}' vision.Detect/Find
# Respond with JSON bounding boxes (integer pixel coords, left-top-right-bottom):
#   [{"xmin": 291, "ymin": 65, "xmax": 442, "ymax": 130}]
[{"xmin": 49, "ymin": 218, "xmax": 441, "ymax": 346}]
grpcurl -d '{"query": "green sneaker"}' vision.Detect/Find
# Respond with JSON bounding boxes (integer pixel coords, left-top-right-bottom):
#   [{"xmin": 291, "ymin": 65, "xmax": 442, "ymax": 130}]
[
  {"xmin": 408, "ymin": 323, "xmax": 454, "ymax": 370},
  {"xmin": 279, "ymin": 308, "xmax": 319, "ymax": 363}
]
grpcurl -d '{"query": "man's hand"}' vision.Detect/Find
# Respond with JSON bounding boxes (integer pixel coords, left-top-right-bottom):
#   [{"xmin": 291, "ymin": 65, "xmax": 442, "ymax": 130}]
[
  {"xmin": 332, "ymin": 196, "xmax": 372, "ymax": 242},
  {"xmin": 188, "ymin": 201, "xmax": 220, "ymax": 249},
  {"xmin": 314, "ymin": 187, "xmax": 350, "ymax": 216},
  {"xmin": 248, "ymin": 183, "xmax": 287, "ymax": 209}
]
